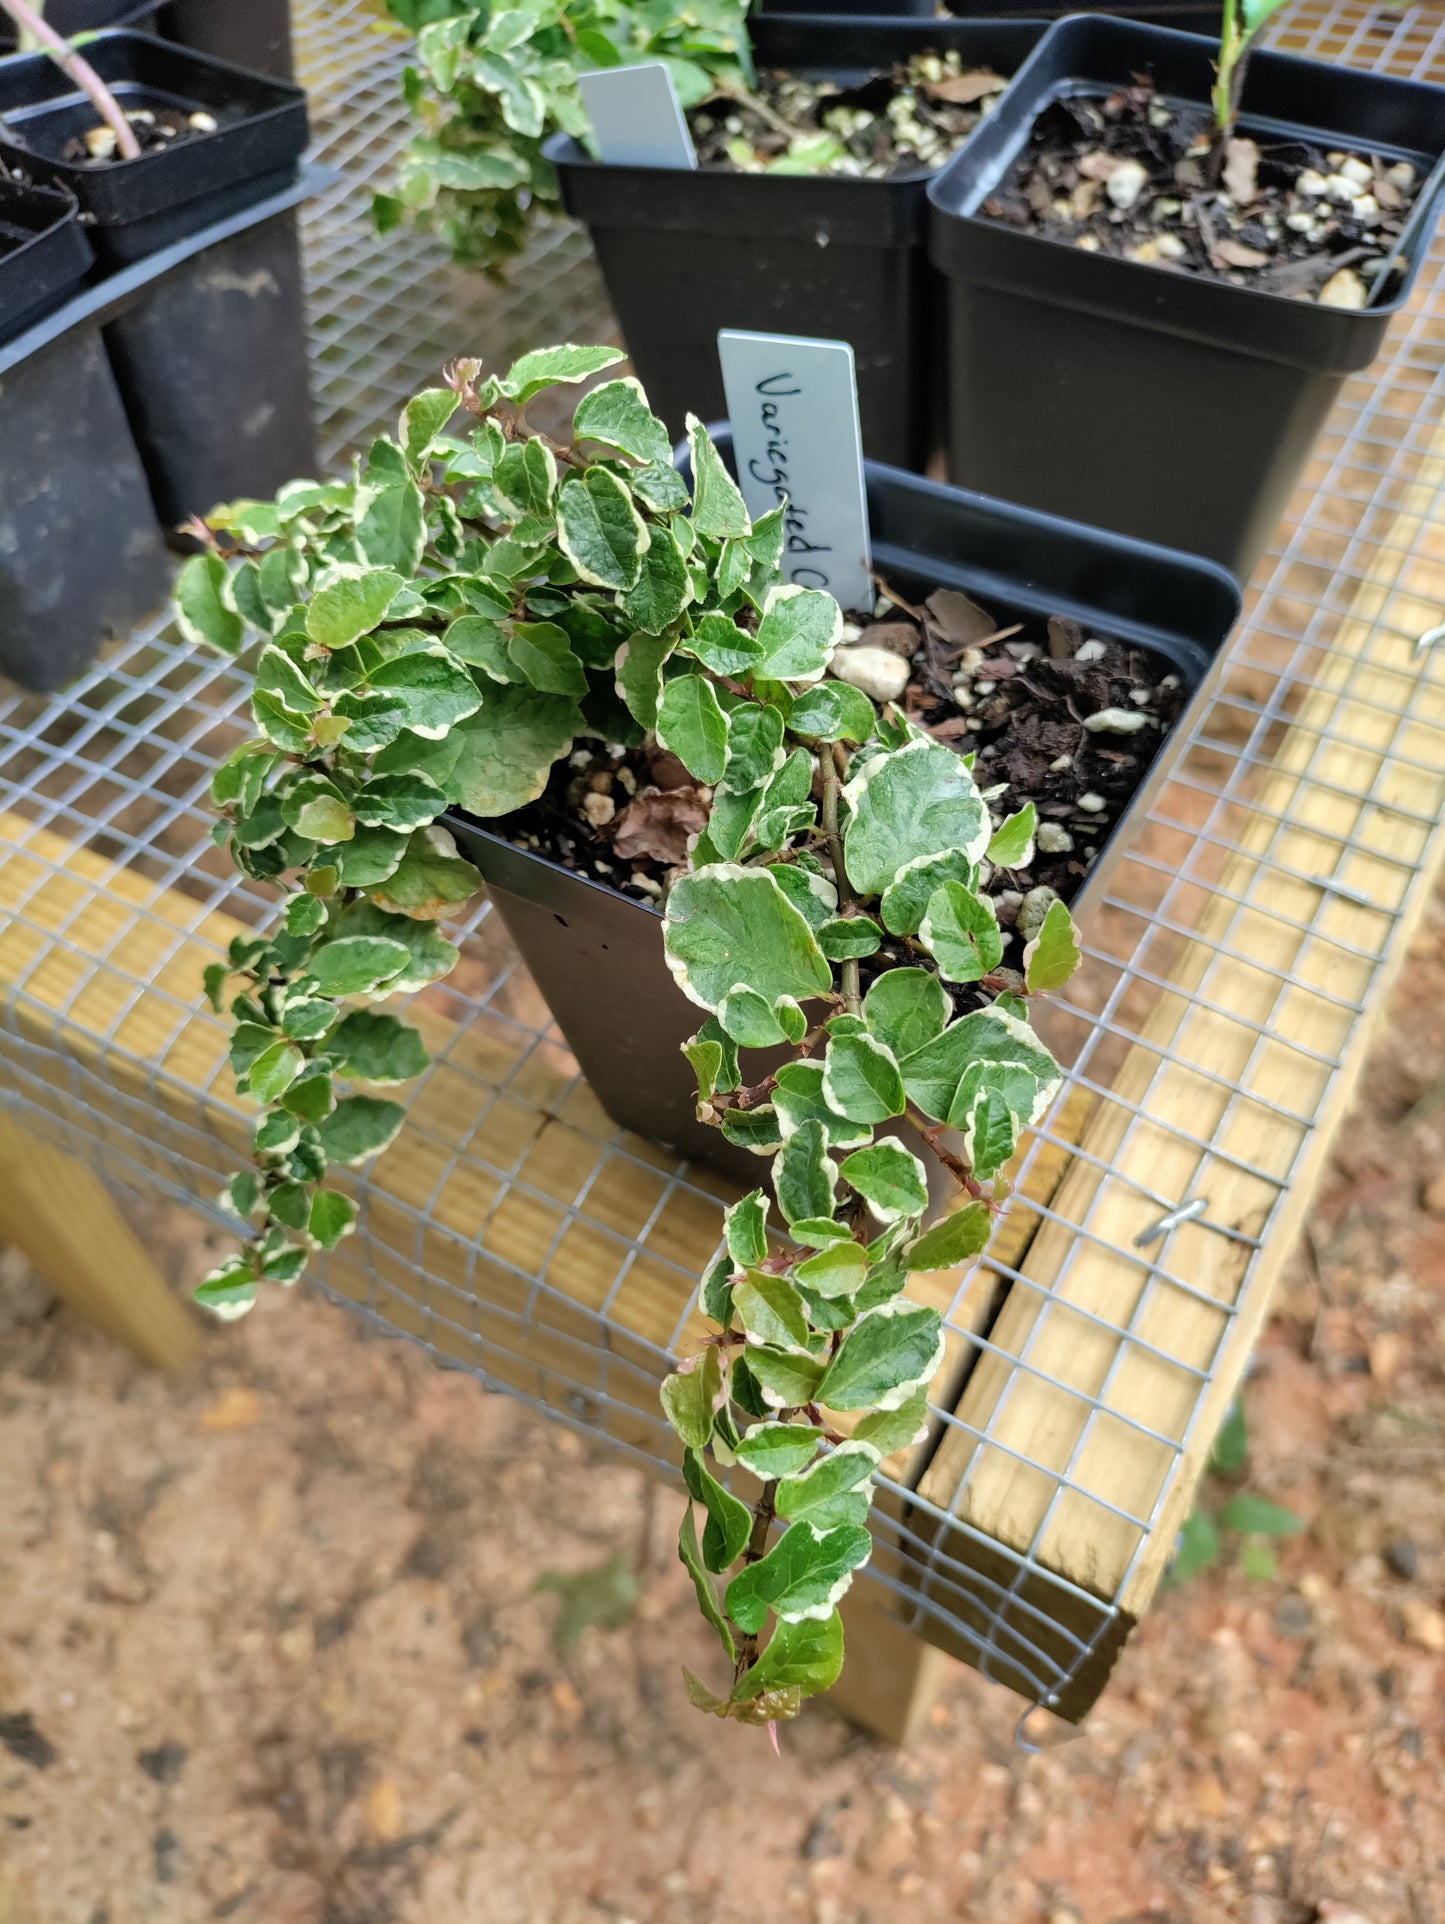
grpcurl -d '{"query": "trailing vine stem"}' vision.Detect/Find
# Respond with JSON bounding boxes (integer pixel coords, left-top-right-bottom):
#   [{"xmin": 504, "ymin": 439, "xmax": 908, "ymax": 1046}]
[{"xmin": 177, "ymin": 343, "xmax": 1083, "ymax": 1724}]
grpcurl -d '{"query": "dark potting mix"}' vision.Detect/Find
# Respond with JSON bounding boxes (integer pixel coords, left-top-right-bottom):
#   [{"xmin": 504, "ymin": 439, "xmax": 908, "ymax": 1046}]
[
  {"xmin": 982, "ymin": 74, "xmax": 1424, "ymax": 306},
  {"xmin": 686, "ymin": 49, "xmax": 1008, "ymax": 178},
  {"xmin": 55, "ymin": 102, "xmax": 221, "ymax": 165},
  {"xmin": 499, "ymin": 584, "xmax": 1185, "ymax": 972}
]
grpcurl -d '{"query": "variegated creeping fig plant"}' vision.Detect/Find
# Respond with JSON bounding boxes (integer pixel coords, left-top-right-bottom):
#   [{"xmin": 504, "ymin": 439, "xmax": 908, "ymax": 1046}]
[{"xmin": 179, "ymin": 344, "xmax": 1082, "ymax": 1724}]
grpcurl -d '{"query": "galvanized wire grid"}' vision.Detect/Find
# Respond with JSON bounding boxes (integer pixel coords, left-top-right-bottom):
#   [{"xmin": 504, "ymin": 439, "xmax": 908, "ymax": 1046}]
[{"xmin": 2, "ymin": 0, "xmax": 1445, "ymax": 1715}]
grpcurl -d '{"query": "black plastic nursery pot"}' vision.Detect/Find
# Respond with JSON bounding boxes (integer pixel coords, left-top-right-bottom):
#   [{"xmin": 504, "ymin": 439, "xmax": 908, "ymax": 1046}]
[
  {"xmin": 545, "ymin": 13, "xmax": 1047, "ymax": 471},
  {"xmin": 0, "ymin": 30, "xmax": 308, "ymax": 269},
  {"xmin": 443, "ymin": 440, "xmax": 1240, "ymax": 1183},
  {"xmin": 927, "ymin": 15, "xmax": 1445, "ymax": 579},
  {"xmin": 0, "ymin": 0, "xmax": 159, "ymax": 49},
  {"xmin": 159, "ymin": 0, "xmax": 296, "ymax": 82},
  {"xmin": 0, "ymin": 209, "xmax": 169, "ymax": 691}
]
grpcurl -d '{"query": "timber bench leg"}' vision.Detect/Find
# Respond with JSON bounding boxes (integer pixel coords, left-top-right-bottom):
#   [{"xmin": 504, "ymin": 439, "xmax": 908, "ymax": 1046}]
[
  {"xmin": 826, "ymin": 1588, "xmax": 951, "ymax": 1745},
  {"xmin": 0, "ymin": 1111, "xmax": 198, "ymax": 1369}
]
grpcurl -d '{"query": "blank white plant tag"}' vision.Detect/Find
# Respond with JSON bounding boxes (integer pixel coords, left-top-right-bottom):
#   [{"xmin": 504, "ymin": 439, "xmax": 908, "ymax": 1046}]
[
  {"xmin": 578, "ymin": 64, "xmax": 698, "ymax": 170},
  {"xmin": 717, "ymin": 329, "xmax": 873, "ymax": 615}
]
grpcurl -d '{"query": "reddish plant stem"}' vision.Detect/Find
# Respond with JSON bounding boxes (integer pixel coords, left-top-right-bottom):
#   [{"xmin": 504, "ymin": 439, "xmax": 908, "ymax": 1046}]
[{"xmin": 0, "ymin": 0, "xmax": 142, "ymax": 158}]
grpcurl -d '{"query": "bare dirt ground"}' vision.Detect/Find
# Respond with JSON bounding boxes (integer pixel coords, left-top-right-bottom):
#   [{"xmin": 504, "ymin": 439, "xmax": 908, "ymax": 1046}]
[{"xmin": 2, "ymin": 904, "xmax": 1443, "ymax": 1924}]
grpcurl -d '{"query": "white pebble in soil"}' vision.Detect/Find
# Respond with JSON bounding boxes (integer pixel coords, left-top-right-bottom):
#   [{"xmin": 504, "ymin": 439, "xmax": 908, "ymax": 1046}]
[
  {"xmin": 1083, "ymin": 706, "xmax": 1149, "ymax": 735},
  {"xmin": 1017, "ymin": 886, "xmax": 1062, "ymax": 942},
  {"xmin": 1036, "ymin": 823, "xmax": 1075, "ymax": 855},
  {"xmin": 1319, "ymin": 268, "xmax": 1368, "ymax": 310},
  {"xmin": 1075, "ymin": 639, "xmax": 1108, "ymax": 663},
  {"xmin": 582, "ymin": 792, "xmax": 615, "ymax": 829},
  {"xmin": 1338, "ymin": 155, "xmax": 1373, "ymax": 188},
  {"xmin": 831, "ymin": 645, "xmax": 910, "ymax": 704},
  {"xmin": 1295, "ymin": 168, "xmax": 1329, "ymax": 199},
  {"xmin": 1106, "ymin": 159, "xmax": 1148, "ymax": 212},
  {"xmin": 1049, "ymin": 753, "xmax": 1073, "ymax": 773},
  {"xmin": 1077, "ymin": 792, "xmax": 1107, "ymax": 813}
]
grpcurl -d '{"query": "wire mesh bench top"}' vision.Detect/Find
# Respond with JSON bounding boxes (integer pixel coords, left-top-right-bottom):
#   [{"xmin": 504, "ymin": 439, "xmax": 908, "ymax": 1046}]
[{"xmin": 3, "ymin": 0, "xmax": 1445, "ymax": 1723}]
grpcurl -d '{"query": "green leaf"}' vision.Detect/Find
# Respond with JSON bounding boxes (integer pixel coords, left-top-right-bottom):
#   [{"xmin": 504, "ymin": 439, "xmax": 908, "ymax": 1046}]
[
  {"xmin": 656, "ymin": 674, "xmax": 729, "ymax": 785},
  {"xmin": 659, "ymin": 1347, "xmax": 724, "ymax": 1451},
  {"xmin": 663, "ymin": 865, "xmax": 830, "ymax": 1017},
  {"xmin": 257, "ymin": 643, "xmax": 319, "ymax": 718},
  {"xmin": 678, "ymin": 1507, "xmax": 736, "ymax": 1663},
  {"xmin": 852, "ymin": 1384, "xmax": 931, "ymax": 1456},
  {"xmin": 879, "ymin": 849, "xmax": 978, "ymax": 939},
  {"xmin": 330, "ymin": 1010, "xmax": 431, "ymax": 1084},
  {"xmin": 787, "ymin": 1217, "xmax": 854, "ymax": 1248},
  {"xmin": 818, "ymin": 1303, "xmax": 945, "ymax": 1412},
  {"xmin": 308, "ymin": 1189, "xmax": 357, "ymax": 1249},
  {"xmin": 753, "ymin": 584, "xmax": 842, "ymax": 683},
  {"xmin": 556, "ymin": 467, "xmax": 649, "ymax": 590},
  {"xmin": 368, "ymin": 825, "xmax": 482, "ymax": 919},
  {"xmin": 305, "ymin": 567, "xmax": 404, "ymax": 649},
  {"xmin": 734, "ymin": 1271, "xmax": 811, "ymax": 1352},
  {"xmin": 682, "ymin": 1448, "xmax": 752, "ymax": 1572},
  {"xmin": 351, "ymin": 770, "xmax": 450, "ymax": 833},
  {"xmin": 203, "ymin": 961, "xmax": 230, "ymax": 1015},
  {"xmin": 334, "ymin": 824, "xmax": 409, "ymax": 888},
  {"xmin": 616, "ymin": 630, "xmax": 675, "ymax": 732},
  {"xmin": 775, "ymin": 1119, "xmax": 837, "ymax": 1228},
  {"xmin": 281, "ymin": 1070, "xmax": 334, "ymax": 1124},
  {"xmin": 861, "ymin": 972, "xmax": 949, "ymax": 1064},
  {"xmin": 720, "ymin": 1105, "xmax": 784, "ymax": 1156},
  {"xmin": 619, "ymin": 531, "xmax": 692, "ymax": 634},
  {"xmin": 724, "ymin": 1522, "xmax": 870, "ymax": 1633},
  {"xmin": 1210, "ymin": 1399, "xmax": 1249, "ymax": 1476},
  {"xmin": 357, "ymin": 478, "xmax": 427, "ymax": 573},
  {"xmin": 1024, "ymin": 898, "xmax": 1083, "ymax": 994},
  {"xmin": 1239, "ymin": 1539, "xmax": 1277, "ymax": 1581},
  {"xmin": 724, "ymin": 1190, "xmax": 769, "ymax": 1270},
  {"xmin": 745, "ymin": 1345, "xmax": 825, "ymax": 1411},
  {"xmin": 252, "ymin": 690, "xmax": 311, "ymax": 754},
  {"xmin": 788, "ymin": 679, "xmax": 877, "ymax": 743},
  {"xmin": 904, "ymin": 1201, "xmax": 992, "ymax": 1272},
  {"xmin": 506, "ymin": 621, "xmax": 588, "ymax": 698},
  {"xmin": 966, "ymin": 1087, "xmax": 1018, "ymax": 1184},
  {"xmin": 1219, "ymin": 1494, "xmax": 1303, "ymax": 1538},
  {"xmin": 733, "ymin": 1423, "xmax": 822, "ymax": 1480},
  {"xmin": 687, "ymin": 415, "xmax": 750, "ymax": 538},
  {"xmin": 194, "ymin": 1267, "xmax": 258, "ymax": 1320},
  {"xmin": 776, "ymin": 1440, "xmax": 877, "ymax": 1530},
  {"xmin": 838, "ymin": 1140, "xmax": 930, "ymax": 1224},
  {"xmin": 336, "ymin": 903, "xmax": 459, "ymax": 993},
  {"xmin": 573, "ymin": 376, "xmax": 672, "ymax": 465},
  {"xmin": 821, "ymin": 1031, "xmax": 909, "ymax": 1131},
  {"xmin": 817, "ymin": 916, "xmax": 882, "ymax": 962},
  {"xmin": 686, "ymin": 612, "xmax": 763, "ymax": 680},
  {"xmin": 281, "ymin": 997, "xmax": 335, "ymax": 1041},
  {"xmin": 773, "ymin": 1061, "xmax": 870, "ymax": 1151},
  {"xmin": 899, "ymin": 1007, "xmax": 1059, "ymax": 1130},
  {"xmin": 731, "ymin": 1609, "xmax": 843, "ymax": 1704},
  {"xmin": 1164, "ymin": 1509, "xmax": 1220, "ymax": 1587},
  {"xmin": 721, "ymin": 700, "xmax": 785, "ymax": 795},
  {"xmin": 399, "ymin": 387, "xmax": 457, "ymax": 466},
  {"xmin": 248, "ymin": 1039, "xmax": 304, "ymax": 1104},
  {"xmin": 501, "ymin": 343, "xmax": 625, "ymax": 405},
  {"xmin": 492, "ymin": 437, "xmax": 558, "ymax": 516},
  {"xmin": 920, "ymin": 881, "xmax": 1005, "ymax": 984},
  {"xmin": 329, "ymin": 687, "xmax": 406, "ymax": 754},
  {"xmin": 254, "ymin": 1110, "xmax": 301, "ymax": 1158},
  {"xmin": 987, "ymin": 801, "xmax": 1037, "ymax": 869},
  {"xmin": 318, "ymin": 1094, "xmax": 408, "ymax": 1165},
  {"xmin": 844, "ymin": 739, "xmax": 991, "ymax": 898},
  {"xmin": 367, "ymin": 645, "xmax": 484, "ymax": 738},
  {"xmin": 534, "ymin": 1553, "xmax": 640, "ymax": 1649},
  {"xmin": 699, "ymin": 1250, "xmax": 735, "ymax": 1329},
  {"xmin": 630, "ymin": 459, "xmax": 691, "ymax": 514},
  {"xmin": 794, "ymin": 1240, "xmax": 868, "ymax": 1300},
  {"xmin": 176, "ymin": 552, "xmax": 243, "ymax": 654},
  {"xmin": 448, "ymin": 687, "xmax": 583, "ymax": 817},
  {"xmin": 305, "ymin": 935, "xmax": 411, "ymax": 997}
]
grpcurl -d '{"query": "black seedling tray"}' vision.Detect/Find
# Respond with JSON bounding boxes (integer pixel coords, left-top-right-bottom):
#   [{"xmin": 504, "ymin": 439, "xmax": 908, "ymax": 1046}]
[
  {"xmin": 546, "ymin": 12, "xmax": 1047, "ymax": 471},
  {"xmin": 927, "ymin": 15, "xmax": 1445, "ymax": 575},
  {"xmin": 0, "ymin": 29, "xmax": 307, "ymax": 266},
  {"xmin": 445, "ymin": 435, "xmax": 1239, "ymax": 1179},
  {"xmin": 760, "ymin": 0, "xmax": 1223, "ymax": 26},
  {"xmin": 0, "ymin": 177, "xmax": 92, "ymax": 345}
]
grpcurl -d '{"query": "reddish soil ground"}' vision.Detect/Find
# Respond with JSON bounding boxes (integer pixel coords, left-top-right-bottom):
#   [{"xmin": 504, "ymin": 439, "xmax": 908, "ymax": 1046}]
[{"xmin": 2, "ymin": 900, "xmax": 1443, "ymax": 1924}]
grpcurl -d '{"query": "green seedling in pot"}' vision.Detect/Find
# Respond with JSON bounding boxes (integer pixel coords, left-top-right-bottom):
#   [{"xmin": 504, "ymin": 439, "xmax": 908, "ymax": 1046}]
[
  {"xmin": 1212, "ymin": 0, "xmax": 1293, "ymax": 137},
  {"xmin": 178, "ymin": 346, "xmax": 1081, "ymax": 1726}
]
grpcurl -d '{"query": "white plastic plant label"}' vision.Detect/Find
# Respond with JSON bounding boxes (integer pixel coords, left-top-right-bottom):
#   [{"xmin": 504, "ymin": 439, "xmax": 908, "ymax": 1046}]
[
  {"xmin": 577, "ymin": 64, "xmax": 698, "ymax": 170},
  {"xmin": 717, "ymin": 329, "xmax": 873, "ymax": 615}
]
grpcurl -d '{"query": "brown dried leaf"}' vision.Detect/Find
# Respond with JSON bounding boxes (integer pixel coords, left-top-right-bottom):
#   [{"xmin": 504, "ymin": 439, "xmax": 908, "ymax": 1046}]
[
  {"xmin": 1211, "ymin": 237, "xmax": 1270, "ymax": 270},
  {"xmin": 1076, "ymin": 150, "xmax": 1126, "ymax": 183},
  {"xmin": 924, "ymin": 587, "xmax": 997, "ymax": 648},
  {"xmin": 1070, "ymin": 177, "xmax": 1103, "ymax": 219},
  {"xmin": 610, "ymin": 786, "xmax": 710, "ymax": 866},
  {"xmin": 859, "ymin": 619, "xmax": 921, "ymax": 659},
  {"xmin": 1047, "ymin": 614, "xmax": 1083, "ymax": 661},
  {"xmin": 643, "ymin": 749, "xmax": 695, "ymax": 791},
  {"xmin": 1222, "ymin": 135, "xmax": 1259, "ymax": 206},
  {"xmin": 972, "ymin": 656, "xmax": 1017, "ymax": 681},
  {"xmin": 922, "ymin": 69, "xmax": 1007, "ymax": 106},
  {"xmin": 1374, "ymin": 167, "xmax": 1403, "ymax": 211},
  {"xmin": 926, "ymin": 715, "xmax": 974, "ymax": 742}
]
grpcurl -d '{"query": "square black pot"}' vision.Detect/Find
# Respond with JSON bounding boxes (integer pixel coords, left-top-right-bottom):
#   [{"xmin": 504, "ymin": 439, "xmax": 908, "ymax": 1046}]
[
  {"xmin": 927, "ymin": 14, "xmax": 1445, "ymax": 578},
  {"xmin": 0, "ymin": 29, "xmax": 307, "ymax": 268},
  {"xmin": 545, "ymin": 13, "xmax": 1046, "ymax": 471},
  {"xmin": 760, "ymin": 0, "xmax": 1223, "ymax": 29},
  {"xmin": 444, "ymin": 441, "xmax": 1239, "ymax": 1181},
  {"xmin": 0, "ymin": 177, "xmax": 92, "ymax": 344},
  {"xmin": 0, "ymin": 0, "xmax": 160, "ymax": 49}
]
